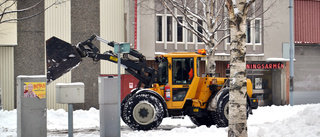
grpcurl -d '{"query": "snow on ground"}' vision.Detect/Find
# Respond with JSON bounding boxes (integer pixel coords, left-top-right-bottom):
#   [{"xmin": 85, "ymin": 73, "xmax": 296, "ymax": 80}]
[{"xmin": 1, "ymin": 104, "xmax": 320, "ymax": 137}]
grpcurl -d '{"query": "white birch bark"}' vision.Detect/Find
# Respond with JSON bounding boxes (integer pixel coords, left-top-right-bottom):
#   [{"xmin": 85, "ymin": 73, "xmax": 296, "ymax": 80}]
[{"xmin": 226, "ymin": 0, "xmax": 255, "ymax": 136}]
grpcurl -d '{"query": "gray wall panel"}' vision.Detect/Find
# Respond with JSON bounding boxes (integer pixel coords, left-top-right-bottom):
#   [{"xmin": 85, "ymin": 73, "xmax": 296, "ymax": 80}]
[{"xmin": 71, "ymin": 0, "xmax": 100, "ymax": 110}]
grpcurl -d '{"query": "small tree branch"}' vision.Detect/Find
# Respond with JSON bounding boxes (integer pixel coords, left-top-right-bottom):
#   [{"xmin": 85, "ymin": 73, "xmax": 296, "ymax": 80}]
[
  {"xmin": 0, "ymin": 0, "xmax": 68, "ymax": 24},
  {"xmin": 0, "ymin": 0, "xmax": 10, "ymax": 7},
  {"xmin": 225, "ymin": 0, "xmax": 235, "ymax": 18},
  {"xmin": 0, "ymin": 0, "xmax": 42, "ymax": 17},
  {"xmin": 160, "ymin": 0, "xmax": 211, "ymax": 44},
  {"xmin": 0, "ymin": 0, "xmax": 16, "ymax": 22},
  {"xmin": 253, "ymin": 0, "xmax": 275, "ymax": 19}
]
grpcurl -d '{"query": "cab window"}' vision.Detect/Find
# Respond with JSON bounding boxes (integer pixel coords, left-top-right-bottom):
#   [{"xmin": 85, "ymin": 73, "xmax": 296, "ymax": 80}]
[
  {"xmin": 172, "ymin": 58, "xmax": 194, "ymax": 84},
  {"xmin": 197, "ymin": 57, "xmax": 201, "ymax": 77},
  {"xmin": 158, "ymin": 57, "xmax": 168, "ymax": 85}
]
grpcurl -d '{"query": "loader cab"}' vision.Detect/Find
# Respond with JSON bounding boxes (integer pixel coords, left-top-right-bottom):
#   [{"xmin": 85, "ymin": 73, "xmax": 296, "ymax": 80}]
[
  {"xmin": 171, "ymin": 58, "xmax": 194, "ymax": 101},
  {"xmin": 158, "ymin": 52, "xmax": 205, "ymax": 110}
]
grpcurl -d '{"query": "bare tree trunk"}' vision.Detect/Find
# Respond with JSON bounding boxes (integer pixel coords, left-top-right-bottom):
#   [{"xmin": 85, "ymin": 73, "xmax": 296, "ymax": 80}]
[
  {"xmin": 206, "ymin": 42, "xmax": 216, "ymax": 76},
  {"xmin": 226, "ymin": 0, "xmax": 255, "ymax": 136},
  {"xmin": 206, "ymin": 50, "xmax": 216, "ymax": 76}
]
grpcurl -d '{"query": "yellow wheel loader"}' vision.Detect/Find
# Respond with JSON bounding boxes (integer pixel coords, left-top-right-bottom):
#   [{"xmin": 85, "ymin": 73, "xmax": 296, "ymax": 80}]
[{"xmin": 46, "ymin": 35, "xmax": 258, "ymax": 131}]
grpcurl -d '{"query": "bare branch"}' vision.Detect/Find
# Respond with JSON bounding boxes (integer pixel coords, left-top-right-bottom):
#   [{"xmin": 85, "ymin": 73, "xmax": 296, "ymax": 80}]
[
  {"xmin": 160, "ymin": 0, "xmax": 211, "ymax": 44},
  {"xmin": 215, "ymin": 34, "xmax": 230, "ymax": 49},
  {"xmin": 254, "ymin": 0, "xmax": 276, "ymax": 19},
  {"xmin": 0, "ymin": 0, "xmax": 68, "ymax": 24},
  {"xmin": 172, "ymin": 0, "xmax": 211, "ymax": 40},
  {"xmin": 0, "ymin": 0, "xmax": 42, "ymax": 17},
  {"xmin": 246, "ymin": 0, "xmax": 256, "ymax": 8},
  {"xmin": 225, "ymin": 0, "xmax": 235, "ymax": 18},
  {"xmin": 0, "ymin": 0, "xmax": 16, "ymax": 22},
  {"xmin": 0, "ymin": 0, "xmax": 10, "ymax": 7}
]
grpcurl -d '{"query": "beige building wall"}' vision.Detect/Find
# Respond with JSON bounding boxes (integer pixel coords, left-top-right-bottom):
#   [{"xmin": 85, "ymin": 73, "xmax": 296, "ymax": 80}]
[
  {"xmin": 45, "ymin": 0, "xmax": 71, "ymax": 110},
  {"xmin": 100, "ymin": 0, "xmax": 125, "ymax": 74},
  {"xmin": 138, "ymin": 0, "xmax": 156, "ymax": 60},
  {"xmin": 0, "ymin": 0, "xmax": 17, "ymax": 110},
  {"xmin": 0, "ymin": 0, "xmax": 17, "ymax": 46}
]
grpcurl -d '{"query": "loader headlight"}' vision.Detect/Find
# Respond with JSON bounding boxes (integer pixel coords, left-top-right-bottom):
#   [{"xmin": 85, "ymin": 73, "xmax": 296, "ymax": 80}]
[{"xmin": 193, "ymin": 108, "xmax": 199, "ymax": 112}]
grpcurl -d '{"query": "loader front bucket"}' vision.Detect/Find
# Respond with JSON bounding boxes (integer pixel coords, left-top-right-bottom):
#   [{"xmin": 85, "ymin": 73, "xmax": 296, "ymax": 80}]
[{"xmin": 46, "ymin": 37, "xmax": 82, "ymax": 83}]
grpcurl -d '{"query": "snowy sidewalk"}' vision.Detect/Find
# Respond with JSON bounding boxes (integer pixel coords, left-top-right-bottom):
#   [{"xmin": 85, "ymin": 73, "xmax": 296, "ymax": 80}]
[{"xmin": 1, "ymin": 104, "xmax": 320, "ymax": 137}]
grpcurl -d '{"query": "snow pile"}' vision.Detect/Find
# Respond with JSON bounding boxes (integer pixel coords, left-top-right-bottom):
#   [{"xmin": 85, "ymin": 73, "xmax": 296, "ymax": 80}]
[
  {"xmin": 1, "ymin": 104, "xmax": 320, "ymax": 137},
  {"xmin": 47, "ymin": 108, "xmax": 100, "ymax": 131},
  {"xmin": 248, "ymin": 104, "xmax": 320, "ymax": 137}
]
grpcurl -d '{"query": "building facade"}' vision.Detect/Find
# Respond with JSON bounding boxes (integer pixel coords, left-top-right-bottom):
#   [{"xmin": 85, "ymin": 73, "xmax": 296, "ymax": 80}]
[
  {"xmin": 1, "ymin": 0, "xmax": 319, "ymax": 110},
  {"xmin": 125, "ymin": 0, "xmax": 290, "ymax": 106},
  {"xmin": 293, "ymin": 0, "xmax": 320, "ymax": 104}
]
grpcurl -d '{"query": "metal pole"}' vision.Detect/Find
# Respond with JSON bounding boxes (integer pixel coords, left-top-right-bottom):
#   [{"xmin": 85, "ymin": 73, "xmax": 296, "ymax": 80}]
[
  {"xmin": 68, "ymin": 103, "xmax": 73, "ymax": 137},
  {"xmin": 289, "ymin": 0, "xmax": 294, "ymax": 106},
  {"xmin": 117, "ymin": 44, "xmax": 121, "ymax": 136}
]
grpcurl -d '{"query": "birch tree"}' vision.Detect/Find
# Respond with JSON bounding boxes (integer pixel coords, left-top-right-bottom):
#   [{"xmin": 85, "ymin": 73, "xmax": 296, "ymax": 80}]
[
  {"xmin": 158, "ymin": 0, "xmax": 256, "ymax": 136},
  {"xmin": 226, "ymin": 0, "xmax": 255, "ymax": 136}
]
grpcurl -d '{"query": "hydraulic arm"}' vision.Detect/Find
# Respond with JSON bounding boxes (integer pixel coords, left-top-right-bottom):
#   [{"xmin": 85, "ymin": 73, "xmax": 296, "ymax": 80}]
[{"xmin": 46, "ymin": 34, "xmax": 157, "ymax": 88}]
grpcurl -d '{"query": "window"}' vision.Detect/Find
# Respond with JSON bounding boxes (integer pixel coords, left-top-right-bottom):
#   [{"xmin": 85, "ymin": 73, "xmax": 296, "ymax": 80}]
[
  {"xmin": 255, "ymin": 19, "xmax": 261, "ymax": 44},
  {"xmin": 167, "ymin": 16, "xmax": 173, "ymax": 42},
  {"xmin": 197, "ymin": 19, "xmax": 203, "ymax": 42},
  {"xmin": 246, "ymin": 20, "xmax": 251, "ymax": 44},
  {"xmin": 177, "ymin": 17, "xmax": 183, "ymax": 42},
  {"xmin": 155, "ymin": 14, "xmax": 208, "ymax": 44},
  {"xmin": 172, "ymin": 58, "xmax": 194, "ymax": 84},
  {"xmin": 226, "ymin": 19, "xmax": 261, "ymax": 45},
  {"xmin": 187, "ymin": 18, "xmax": 194, "ymax": 42},
  {"xmin": 197, "ymin": 57, "xmax": 201, "ymax": 77},
  {"xmin": 158, "ymin": 57, "xmax": 168, "ymax": 85},
  {"xmin": 227, "ymin": 27, "xmax": 230, "ymax": 43},
  {"xmin": 187, "ymin": 27, "xmax": 193, "ymax": 42},
  {"xmin": 156, "ymin": 16, "xmax": 163, "ymax": 42}
]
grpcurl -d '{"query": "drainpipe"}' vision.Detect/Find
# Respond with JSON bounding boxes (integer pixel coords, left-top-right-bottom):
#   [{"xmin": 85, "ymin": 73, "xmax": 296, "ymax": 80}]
[{"xmin": 289, "ymin": 0, "xmax": 294, "ymax": 106}]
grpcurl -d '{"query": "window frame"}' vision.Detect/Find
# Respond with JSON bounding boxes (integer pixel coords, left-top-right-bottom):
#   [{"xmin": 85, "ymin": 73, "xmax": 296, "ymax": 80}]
[
  {"xmin": 246, "ymin": 19, "xmax": 253, "ymax": 45},
  {"xmin": 254, "ymin": 18, "xmax": 262, "ymax": 45},
  {"xmin": 186, "ymin": 16, "xmax": 195, "ymax": 43},
  {"xmin": 196, "ymin": 19, "xmax": 204, "ymax": 43},
  {"xmin": 156, "ymin": 15, "xmax": 164, "ymax": 43},
  {"xmin": 172, "ymin": 58, "xmax": 194, "ymax": 85},
  {"xmin": 176, "ymin": 16, "xmax": 184, "ymax": 43},
  {"xmin": 166, "ymin": 15, "xmax": 174, "ymax": 43},
  {"xmin": 226, "ymin": 19, "xmax": 253, "ymax": 45}
]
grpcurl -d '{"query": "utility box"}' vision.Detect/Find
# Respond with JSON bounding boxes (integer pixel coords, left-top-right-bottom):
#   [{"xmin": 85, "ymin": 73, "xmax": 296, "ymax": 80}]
[
  {"xmin": 17, "ymin": 75, "xmax": 47, "ymax": 137},
  {"xmin": 56, "ymin": 83, "xmax": 85, "ymax": 104},
  {"xmin": 99, "ymin": 76, "xmax": 120, "ymax": 137}
]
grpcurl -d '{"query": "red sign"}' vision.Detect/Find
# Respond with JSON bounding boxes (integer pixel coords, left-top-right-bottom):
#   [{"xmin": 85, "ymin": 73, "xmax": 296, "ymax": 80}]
[{"xmin": 227, "ymin": 63, "xmax": 285, "ymax": 69}]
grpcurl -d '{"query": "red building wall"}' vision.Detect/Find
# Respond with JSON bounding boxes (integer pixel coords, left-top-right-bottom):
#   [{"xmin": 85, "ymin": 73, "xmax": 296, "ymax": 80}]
[
  {"xmin": 100, "ymin": 74, "xmax": 139, "ymax": 101},
  {"xmin": 294, "ymin": 0, "xmax": 320, "ymax": 44}
]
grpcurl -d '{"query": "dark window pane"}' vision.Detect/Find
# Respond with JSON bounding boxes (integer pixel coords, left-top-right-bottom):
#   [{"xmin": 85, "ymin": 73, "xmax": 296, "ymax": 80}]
[
  {"xmin": 177, "ymin": 17, "xmax": 183, "ymax": 42},
  {"xmin": 167, "ymin": 16, "xmax": 173, "ymax": 42},
  {"xmin": 173, "ymin": 58, "xmax": 194, "ymax": 84},
  {"xmin": 246, "ymin": 21, "xmax": 251, "ymax": 43},
  {"xmin": 255, "ymin": 20, "xmax": 261, "ymax": 43},
  {"xmin": 156, "ymin": 16, "xmax": 162, "ymax": 41},
  {"xmin": 197, "ymin": 20, "xmax": 203, "ymax": 42}
]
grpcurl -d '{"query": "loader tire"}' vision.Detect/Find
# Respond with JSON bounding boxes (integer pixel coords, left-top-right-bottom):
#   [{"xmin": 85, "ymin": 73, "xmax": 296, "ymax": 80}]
[
  {"xmin": 216, "ymin": 91, "xmax": 251, "ymax": 127},
  {"xmin": 122, "ymin": 93, "xmax": 164, "ymax": 130},
  {"xmin": 216, "ymin": 93, "xmax": 229, "ymax": 127},
  {"xmin": 190, "ymin": 116, "xmax": 207, "ymax": 127},
  {"xmin": 121, "ymin": 93, "xmax": 134, "ymax": 125},
  {"xmin": 190, "ymin": 114, "xmax": 216, "ymax": 127}
]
